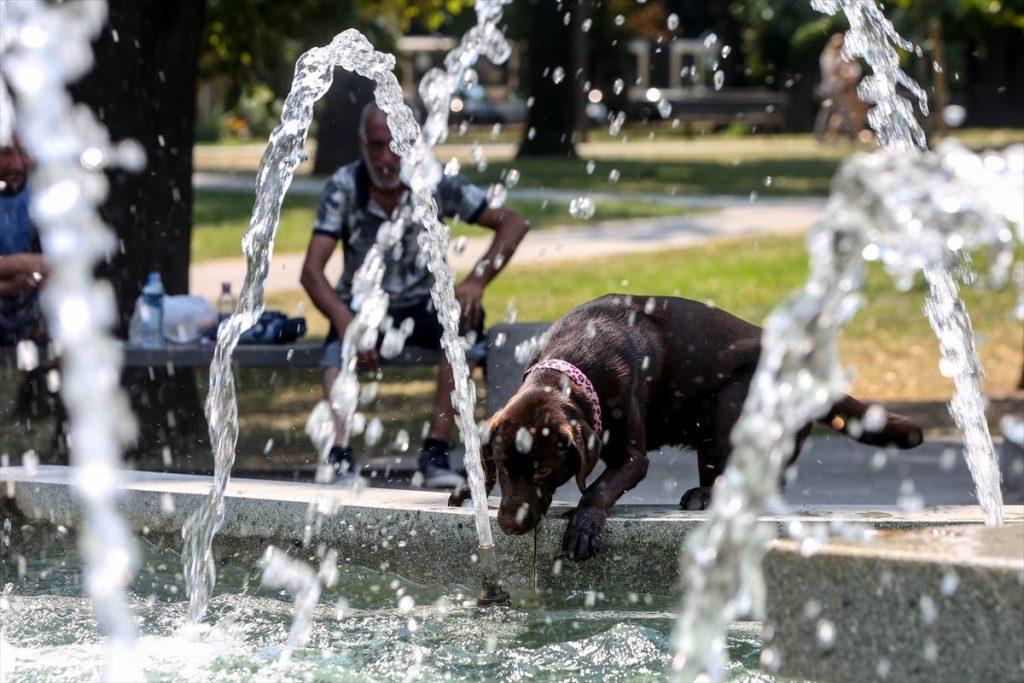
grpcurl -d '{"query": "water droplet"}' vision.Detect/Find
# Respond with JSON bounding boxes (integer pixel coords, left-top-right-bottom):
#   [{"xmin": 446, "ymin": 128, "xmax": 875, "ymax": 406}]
[
  {"xmin": 667, "ymin": 13, "xmax": 679, "ymax": 30},
  {"xmin": 487, "ymin": 183, "xmax": 507, "ymax": 208},
  {"xmin": 398, "ymin": 595, "xmax": 415, "ymax": 613},
  {"xmin": 552, "ymin": 66, "xmax": 565, "ymax": 84},
  {"xmin": 608, "ymin": 168, "xmax": 620, "ymax": 183},
  {"xmin": 453, "ymin": 235, "xmax": 468, "ymax": 254},
  {"xmin": 494, "ymin": 332, "xmax": 506, "ymax": 348},
  {"xmin": 720, "ymin": 45, "xmax": 732, "ymax": 59},
  {"xmin": 505, "ymin": 302, "xmax": 517, "ymax": 323},
  {"xmin": 613, "ymin": 78, "xmax": 624, "ymax": 95},
  {"xmin": 22, "ymin": 450, "xmax": 39, "ymax": 475},
  {"xmin": 608, "ymin": 111, "xmax": 626, "ymax": 136},
  {"xmin": 870, "ymin": 450, "xmax": 888, "ymax": 470},
  {"xmin": 614, "ymin": 14, "xmax": 625, "ymax": 26},
  {"xmin": 863, "ymin": 404, "xmax": 888, "ymax": 432},
  {"xmin": 940, "ymin": 569, "xmax": 959, "ymax": 595},
  {"xmin": 569, "ymin": 196, "xmax": 596, "ymax": 219},
  {"xmin": 393, "ymin": 429, "xmax": 410, "ymax": 452},
  {"xmin": 515, "ymin": 427, "xmax": 533, "ymax": 453},
  {"xmin": 816, "ymin": 619, "xmax": 836, "ymax": 648},
  {"xmin": 505, "ymin": 168, "xmax": 520, "ymax": 187},
  {"xmin": 582, "ymin": 18, "xmax": 592, "ymax": 32},
  {"xmin": 657, "ymin": 98, "xmax": 672, "ymax": 118},
  {"xmin": 764, "ymin": 175, "xmax": 773, "ymax": 187},
  {"xmin": 703, "ymin": 32, "xmax": 718, "ymax": 49},
  {"xmin": 443, "ymin": 157, "xmax": 461, "ymax": 176},
  {"xmin": 919, "ymin": 594, "xmax": 937, "ymax": 624},
  {"xmin": 714, "ymin": 70, "xmax": 725, "ymax": 90},
  {"xmin": 364, "ymin": 417, "xmax": 383, "ymax": 446},
  {"xmin": 585, "ymin": 160, "xmax": 595, "ymax": 175},
  {"xmin": 16, "ymin": 340, "xmax": 39, "ymax": 371}
]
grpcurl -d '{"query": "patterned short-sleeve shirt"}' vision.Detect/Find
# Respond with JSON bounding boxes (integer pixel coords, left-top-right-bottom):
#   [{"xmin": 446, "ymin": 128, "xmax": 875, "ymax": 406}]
[{"xmin": 313, "ymin": 160, "xmax": 487, "ymax": 309}]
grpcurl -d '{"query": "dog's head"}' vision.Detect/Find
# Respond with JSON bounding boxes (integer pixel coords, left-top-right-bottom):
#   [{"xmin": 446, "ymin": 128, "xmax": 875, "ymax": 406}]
[{"xmin": 484, "ymin": 386, "xmax": 601, "ymax": 535}]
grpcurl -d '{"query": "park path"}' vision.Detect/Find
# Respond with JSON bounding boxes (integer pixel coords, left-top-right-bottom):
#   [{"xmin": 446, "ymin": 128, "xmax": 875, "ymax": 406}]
[{"xmin": 189, "ymin": 171, "xmax": 825, "ymax": 300}]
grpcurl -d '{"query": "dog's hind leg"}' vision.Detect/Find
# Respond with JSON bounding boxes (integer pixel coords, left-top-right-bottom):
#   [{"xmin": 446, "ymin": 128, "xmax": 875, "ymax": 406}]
[
  {"xmin": 679, "ymin": 445, "xmax": 724, "ymax": 510},
  {"xmin": 679, "ymin": 371, "xmax": 752, "ymax": 511}
]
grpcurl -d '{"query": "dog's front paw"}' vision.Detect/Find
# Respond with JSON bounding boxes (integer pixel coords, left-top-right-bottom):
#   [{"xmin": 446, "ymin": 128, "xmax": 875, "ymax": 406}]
[
  {"xmin": 562, "ymin": 506, "xmax": 608, "ymax": 561},
  {"xmin": 447, "ymin": 484, "xmax": 470, "ymax": 507},
  {"xmin": 679, "ymin": 486, "xmax": 712, "ymax": 510}
]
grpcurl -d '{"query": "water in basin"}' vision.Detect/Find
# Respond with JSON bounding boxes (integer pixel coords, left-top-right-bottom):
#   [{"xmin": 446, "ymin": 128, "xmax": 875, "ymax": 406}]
[{"xmin": 0, "ymin": 525, "xmax": 775, "ymax": 681}]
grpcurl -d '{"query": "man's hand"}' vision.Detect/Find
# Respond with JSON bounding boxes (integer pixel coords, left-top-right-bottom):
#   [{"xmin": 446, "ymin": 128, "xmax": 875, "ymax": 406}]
[
  {"xmin": 453, "ymin": 278, "xmax": 484, "ymax": 330},
  {"xmin": 330, "ymin": 314, "xmax": 380, "ymax": 374},
  {"xmin": 0, "ymin": 253, "xmax": 48, "ymax": 295}
]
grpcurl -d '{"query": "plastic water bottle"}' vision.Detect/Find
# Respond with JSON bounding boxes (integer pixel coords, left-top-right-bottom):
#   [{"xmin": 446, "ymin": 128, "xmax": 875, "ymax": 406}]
[
  {"xmin": 217, "ymin": 281, "xmax": 235, "ymax": 322},
  {"xmin": 138, "ymin": 271, "xmax": 165, "ymax": 348}
]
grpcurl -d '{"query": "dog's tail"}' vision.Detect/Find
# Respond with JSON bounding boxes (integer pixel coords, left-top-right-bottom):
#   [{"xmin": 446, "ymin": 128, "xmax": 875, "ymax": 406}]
[{"xmin": 820, "ymin": 395, "xmax": 923, "ymax": 449}]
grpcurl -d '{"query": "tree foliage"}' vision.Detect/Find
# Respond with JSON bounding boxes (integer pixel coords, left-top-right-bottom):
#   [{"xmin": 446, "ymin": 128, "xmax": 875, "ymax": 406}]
[{"xmin": 200, "ymin": 0, "xmax": 473, "ymax": 113}]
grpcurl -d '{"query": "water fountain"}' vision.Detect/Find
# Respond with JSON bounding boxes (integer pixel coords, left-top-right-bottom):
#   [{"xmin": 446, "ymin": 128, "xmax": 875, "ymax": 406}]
[
  {"xmin": 670, "ymin": 1, "xmax": 1019, "ymax": 679},
  {"xmin": 183, "ymin": 0, "xmax": 515, "ymax": 629},
  {"xmin": 0, "ymin": 1, "xmax": 145, "ymax": 678},
  {"xmin": 1, "ymin": 0, "xmax": 1021, "ymax": 679}
]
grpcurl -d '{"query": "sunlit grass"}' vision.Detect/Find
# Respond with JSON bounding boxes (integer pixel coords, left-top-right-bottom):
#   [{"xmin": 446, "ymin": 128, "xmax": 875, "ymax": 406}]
[
  {"xmin": 191, "ymin": 190, "xmax": 690, "ymax": 262},
  {"xmin": 268, "ymin": 233, "xmax": 1023, "ymax": 403}
]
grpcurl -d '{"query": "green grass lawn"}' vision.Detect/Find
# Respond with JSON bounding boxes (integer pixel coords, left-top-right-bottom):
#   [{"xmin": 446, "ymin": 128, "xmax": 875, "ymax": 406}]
[
  {"xmin": 465, "ymin": 155, "xmax": 839, "ymax": 196},
  {"xmin": 269, "ymin": 233, "xmax": 1023, "ymax": 404},
  {"xmin": 191, "ymin": 189, "xmax": 691, "ymax": 261},
  {"xmin": 462, "ymin": 129, "xmax": 1024, "ymax": 198}
]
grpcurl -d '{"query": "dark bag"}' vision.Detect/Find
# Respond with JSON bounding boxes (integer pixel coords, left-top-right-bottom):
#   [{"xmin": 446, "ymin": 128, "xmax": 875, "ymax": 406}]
[
  {"xmin": 203, "ymin": 311, "xmax": 306, "ymax": 344},
  {"xmin": 238, "ymin": 311, "xmax": 306, "ymax": 344}
]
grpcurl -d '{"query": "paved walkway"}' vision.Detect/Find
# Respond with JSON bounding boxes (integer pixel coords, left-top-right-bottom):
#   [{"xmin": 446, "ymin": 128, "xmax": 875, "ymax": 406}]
[
  {"xmin": 355, "ymin": 434, "xmax": 1024, "ymax": 508},
  {"xmin": 190, "ymin": 171, "xmax": 825, "ymax": 300}
]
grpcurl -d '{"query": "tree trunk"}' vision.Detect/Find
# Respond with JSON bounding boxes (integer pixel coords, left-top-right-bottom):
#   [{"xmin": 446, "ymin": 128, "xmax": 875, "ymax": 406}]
[
  {"xmin": 70, "ymin": 0, "xmax": 209, "ymax": 469},
  {"xmin": 517, "ymin": 0, "xmax": 579, "ymax": 158},
  {"xmin": 312, "ymin": 70, "xmax": 375, "ymax": 175}
]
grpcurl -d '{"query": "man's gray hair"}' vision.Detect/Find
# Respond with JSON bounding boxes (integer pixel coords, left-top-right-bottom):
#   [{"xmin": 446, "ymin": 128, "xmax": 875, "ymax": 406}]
[{"xmin": 357, "ymin": 99, "xmax": 424, "ymax": 139}]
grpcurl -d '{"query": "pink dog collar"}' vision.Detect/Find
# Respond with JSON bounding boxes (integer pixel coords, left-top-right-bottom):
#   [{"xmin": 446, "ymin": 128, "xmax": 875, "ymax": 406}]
[{"xmin": 525, "ymin": 358, "xmax": 603, "ymax": 435}]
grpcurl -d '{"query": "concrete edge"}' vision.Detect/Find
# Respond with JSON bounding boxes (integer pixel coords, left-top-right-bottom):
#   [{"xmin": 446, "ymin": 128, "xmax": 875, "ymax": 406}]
[{"xmin": 4, "ymin": 466, "xmax": 1022, "ymax": 596}]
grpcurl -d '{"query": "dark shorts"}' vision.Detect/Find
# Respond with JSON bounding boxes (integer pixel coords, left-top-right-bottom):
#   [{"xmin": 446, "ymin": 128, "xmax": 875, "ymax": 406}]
[{"xmin": 319, "ymin": 297, "xmax": 486, "ymax": 368}]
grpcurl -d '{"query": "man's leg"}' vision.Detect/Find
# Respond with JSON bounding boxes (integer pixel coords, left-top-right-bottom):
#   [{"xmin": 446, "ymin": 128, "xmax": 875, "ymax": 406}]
[
  {"xmin": 321, "ymin": 358, "xmax": 356, "ymax": 478},
  {"xmin": 418, "ymin": 353, "xmax": 471, "ymax": 488}
]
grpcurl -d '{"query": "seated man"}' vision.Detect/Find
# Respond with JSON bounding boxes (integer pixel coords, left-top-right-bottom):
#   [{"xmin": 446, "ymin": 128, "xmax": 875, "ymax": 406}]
[
  {"xmin": 301, "ymin": 103, "xmax": 528, "ymax": 488},
  {"xmin": 0, "ymin": 137, "xmax": 47, "ymax": 346}
]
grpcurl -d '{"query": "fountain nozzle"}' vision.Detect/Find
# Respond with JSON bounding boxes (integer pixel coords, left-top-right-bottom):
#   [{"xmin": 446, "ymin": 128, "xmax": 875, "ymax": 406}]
[{"xmin": 476, "ymin": 544, "xmax": 510, "ymax": 607}]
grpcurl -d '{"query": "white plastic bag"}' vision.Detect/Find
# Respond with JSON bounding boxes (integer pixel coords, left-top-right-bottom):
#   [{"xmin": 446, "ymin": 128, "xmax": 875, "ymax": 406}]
[{"xmin": 160, "ymin": 295, "xmax": 218, "ymax": 344}]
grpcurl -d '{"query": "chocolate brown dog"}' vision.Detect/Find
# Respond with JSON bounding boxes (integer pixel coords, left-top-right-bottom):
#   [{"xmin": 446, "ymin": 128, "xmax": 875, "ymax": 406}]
[{"xmin": 448, "ymin": 294, "xmax": 923, "ymax": 561}]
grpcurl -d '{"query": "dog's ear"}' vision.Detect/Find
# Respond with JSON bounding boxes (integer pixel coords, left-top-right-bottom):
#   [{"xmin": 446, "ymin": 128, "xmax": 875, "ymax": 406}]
[{"xmin": 570, "ymin": 419, "xmax": 602, "ymax": 493}]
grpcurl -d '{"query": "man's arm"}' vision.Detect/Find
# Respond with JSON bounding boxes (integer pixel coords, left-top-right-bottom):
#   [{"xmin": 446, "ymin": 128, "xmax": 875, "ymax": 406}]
[
  {"xmin": 454, "ymin": 205, "xmax": 529, "ymax": 327},
  {"xmin": 0, "ymin": 253, "xmax": 47, "ymax": 296},
  {"xmin": 300, "ymin": 234, "xmax": 380, "ymax": 371},
  {"xmin": 300, "ymin": 234, "xmax": 354, "ymax": 333}
]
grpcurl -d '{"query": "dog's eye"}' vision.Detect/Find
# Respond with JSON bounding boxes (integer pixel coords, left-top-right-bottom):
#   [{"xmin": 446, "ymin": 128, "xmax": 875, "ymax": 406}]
[{"xmin": 533, "ymin": 466, "xmax": 552, "ymax": 480}]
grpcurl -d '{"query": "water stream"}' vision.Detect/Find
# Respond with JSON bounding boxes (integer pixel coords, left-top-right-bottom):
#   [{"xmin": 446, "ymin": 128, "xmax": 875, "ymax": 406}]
[
  {"xmin": 184, "ymin": 0, "xmax": 514, "ymax": 631},
  {"xmin": 670, "ymin": 1, "xmax": 1017, "ymax": 679},
  {"xmin": 309, "ymin": 0, "xmax": 514, "ymax": 591},
  {"xmin": 181, "ymin": 28, "xmax": 421, "ymax": 626},
  {"xmin": 0, "ymin": 1, "xmax": 145, "ymax": 678}
]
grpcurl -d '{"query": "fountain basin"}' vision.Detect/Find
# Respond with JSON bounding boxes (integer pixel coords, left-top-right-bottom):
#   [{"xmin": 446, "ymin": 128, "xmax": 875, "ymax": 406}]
[
  {"xmin": 764, "ymin": 524, "xmax": 1024, "ymax": 683},
  {"xmin": 3, "ymin": 466, "xmax": 1020, "ymax": 596}
]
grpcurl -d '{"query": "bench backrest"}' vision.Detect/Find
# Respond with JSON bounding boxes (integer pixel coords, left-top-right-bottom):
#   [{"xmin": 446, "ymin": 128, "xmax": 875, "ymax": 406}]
[{"xmin": 484, "ymin": 322, "xmax": 552, "ymax": 417}]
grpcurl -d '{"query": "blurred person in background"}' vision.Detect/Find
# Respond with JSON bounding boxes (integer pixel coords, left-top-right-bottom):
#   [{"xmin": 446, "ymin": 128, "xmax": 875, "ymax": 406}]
[
  {"xmin": 814, "ymin": 33, "xmax": 866, "ymax": 143},
  {"xmin": 0, "ymin": 137, "xmax": 47, "ymax": 346}
]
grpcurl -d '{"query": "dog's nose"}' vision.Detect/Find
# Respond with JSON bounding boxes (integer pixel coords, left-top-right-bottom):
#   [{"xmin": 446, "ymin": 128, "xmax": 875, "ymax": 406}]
[{"xmin": 498, "ymin": 505, "xmax": 532, "ymax": 535}]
